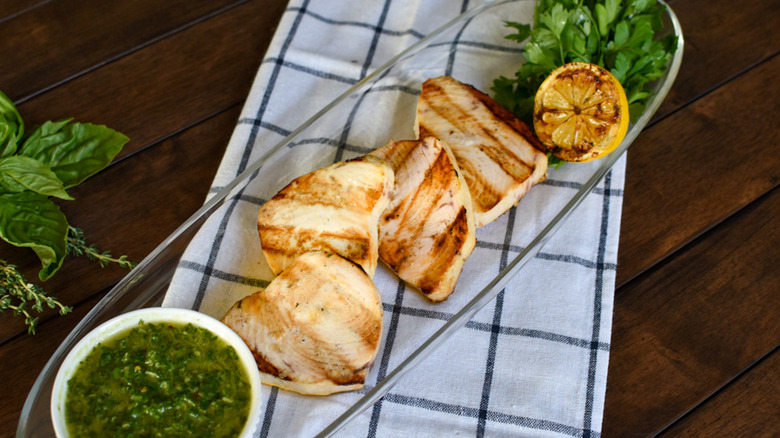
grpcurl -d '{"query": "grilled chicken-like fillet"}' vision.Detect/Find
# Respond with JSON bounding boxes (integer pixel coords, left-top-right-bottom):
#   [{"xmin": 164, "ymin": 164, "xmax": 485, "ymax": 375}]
[
  {"xmin": 416, "ymin": 76, "xmax": 548, "ymax": 228},
  {"xmin": 257, "ymin": 155, "xmax": 394, "ymax": 278},
  {"xmin": 370, "ymin": 137, "xmax": 476, "ymax": 302},
  {"xmin": 221, "ymin": 251, "xmax": 383, "ymax": 395}
]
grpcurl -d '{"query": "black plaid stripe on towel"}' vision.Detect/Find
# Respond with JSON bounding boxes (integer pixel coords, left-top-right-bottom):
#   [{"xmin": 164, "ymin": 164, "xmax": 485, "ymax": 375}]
[{"xmin": 164, "ymin": 0, "xmax": 622, "ymax": 436}]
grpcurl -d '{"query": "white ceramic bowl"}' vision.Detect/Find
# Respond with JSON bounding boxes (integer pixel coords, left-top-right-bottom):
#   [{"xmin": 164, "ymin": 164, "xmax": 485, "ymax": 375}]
[{"xmin": 50, "ymin": 307, "xmax": 262, "ymax": 438}]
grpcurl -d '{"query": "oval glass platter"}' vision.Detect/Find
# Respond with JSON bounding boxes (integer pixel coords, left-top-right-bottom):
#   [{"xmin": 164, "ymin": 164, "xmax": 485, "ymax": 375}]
[{"xmin": 18, "ymin": 0, "xmax": 683, "ymax": 436}]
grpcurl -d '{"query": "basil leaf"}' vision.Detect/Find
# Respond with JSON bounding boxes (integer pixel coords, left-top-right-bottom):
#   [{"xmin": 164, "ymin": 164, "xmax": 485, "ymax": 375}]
[
  {"xmin": 0, "ymin": 192, "xmax": 68, "ymax": 280},
  {"xmin": 19, "ymin": 121, "xmax": 128, "ymax": 188},
  {"xmin": 27, "ymin": 118, "xmax": 72, "ymax": 139},
  {"xmin": 0, "ymin": 91, "xmax": 24, "ymax": 158},
  {"xmin": 0, "ymin": 156, "xmax": 73, "ymax": 200}
]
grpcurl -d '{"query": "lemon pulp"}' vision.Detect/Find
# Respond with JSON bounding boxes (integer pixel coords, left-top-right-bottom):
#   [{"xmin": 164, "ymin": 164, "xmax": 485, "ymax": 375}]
[{"xmin": 533, "ymin": 62, "xmax": 629, "ymax": 162}]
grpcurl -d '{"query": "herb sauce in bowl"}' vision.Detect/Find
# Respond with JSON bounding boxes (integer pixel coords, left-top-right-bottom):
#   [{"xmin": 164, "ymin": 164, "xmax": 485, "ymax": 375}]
[{"xmin": 51, "ymin": 308, "xmax": 262, "ymax": 438}]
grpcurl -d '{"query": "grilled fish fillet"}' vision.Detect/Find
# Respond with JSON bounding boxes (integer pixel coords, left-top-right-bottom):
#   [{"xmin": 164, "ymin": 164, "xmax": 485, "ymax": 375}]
[
  {"xmin": 221, "ymin": 251, "xmax": 383, "ymax": 395},
  {"xmin": 370, "ymin": 136, "xmax": 476, "ymax": 302},
  {"xmin": 257, "ymin": 155, "xmax": 394, "ymax": 278},
  {"xmin": 416, "ymin": 76, "xmax": 548, "ymax": 228}
]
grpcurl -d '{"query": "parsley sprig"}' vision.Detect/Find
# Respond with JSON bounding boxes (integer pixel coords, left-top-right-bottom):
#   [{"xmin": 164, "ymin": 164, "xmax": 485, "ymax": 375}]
[{"xmin": 492, "ymin": 0, "xmax": 678, "ymax": 128}]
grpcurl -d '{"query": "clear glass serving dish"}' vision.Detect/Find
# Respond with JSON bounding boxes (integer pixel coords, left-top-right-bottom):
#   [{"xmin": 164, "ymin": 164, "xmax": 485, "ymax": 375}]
[{"xmin": 18, "ymin": 0, "xmax": 683, "ymax": 436}]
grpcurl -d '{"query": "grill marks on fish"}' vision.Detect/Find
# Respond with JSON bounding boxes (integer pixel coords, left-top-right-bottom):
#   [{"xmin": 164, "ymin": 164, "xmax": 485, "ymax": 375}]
[
  {"xmin": 221, "ymin": 252, "xmax": 383, "ymax": 395},
  {"xmin": 222, "ymin": 76, "xmax": 553, "ymax": 398},
  {"xmin": 371, "ymin": 137, "xmax": 476, "ymax": 302},
  {"xmin": 417, "ymin": 76, "xmax": 548, "ymax": 228},
  {"xmin": 414, "ymin": 205, "xmax": 471, "ymax": 295},
  {"xmin": 257, "ymin": 155, "xmax": 393, "ymax": 278}
]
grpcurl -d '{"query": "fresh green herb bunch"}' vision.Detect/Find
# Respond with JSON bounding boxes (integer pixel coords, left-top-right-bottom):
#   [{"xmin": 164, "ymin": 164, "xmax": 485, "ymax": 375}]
[
  {"xmin": 0, "ymin": 90, "xmax": 130, "ymax": 280},
  {"xmin": 492, "ymin": 0, "xmax": 678, "ymax": 128},
  {"xmin": 1, "ymin": 90, "xmax": 134, "ymax": 333}
]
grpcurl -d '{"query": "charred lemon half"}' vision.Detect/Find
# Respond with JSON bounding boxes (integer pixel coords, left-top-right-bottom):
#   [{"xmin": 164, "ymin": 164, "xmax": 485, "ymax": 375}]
[{"xmin": 533, "ymin": 62, "xmax": 629, "ymax": 162}]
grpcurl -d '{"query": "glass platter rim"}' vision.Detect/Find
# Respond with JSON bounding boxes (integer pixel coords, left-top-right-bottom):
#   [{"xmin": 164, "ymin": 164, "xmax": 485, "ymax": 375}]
[{"xmin": 18, "ymin": 0, "xmax": 684, "ymax": 436}]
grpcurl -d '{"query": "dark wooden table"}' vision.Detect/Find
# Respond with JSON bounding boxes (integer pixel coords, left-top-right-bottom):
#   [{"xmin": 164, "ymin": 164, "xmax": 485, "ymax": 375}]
[{"xmin": 1, "ymin": 1, "xmax": 778, "ymax": 436}]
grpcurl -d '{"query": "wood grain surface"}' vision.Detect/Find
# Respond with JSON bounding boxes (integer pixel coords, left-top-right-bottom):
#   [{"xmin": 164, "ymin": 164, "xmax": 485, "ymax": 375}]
[{"xmin": 1, "ymin": 0, "xmax": 778, "ymax": 436}]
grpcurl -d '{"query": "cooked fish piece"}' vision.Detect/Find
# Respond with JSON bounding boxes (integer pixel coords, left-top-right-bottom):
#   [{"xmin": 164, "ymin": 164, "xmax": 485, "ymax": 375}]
[
  {"xmin": 257, "ymin": 154, "xmax": 394, "ymax": 278},
  {"xmin": 370, "ymin": 136, "xmax": 476, "ymax": 302},
  {"xmin": 416, "ymin": 76, "xmax": 548, "ymax": 228},
  {"xmin": 221, "ymin": 251, "xmax": 383, "ymax": 395}
]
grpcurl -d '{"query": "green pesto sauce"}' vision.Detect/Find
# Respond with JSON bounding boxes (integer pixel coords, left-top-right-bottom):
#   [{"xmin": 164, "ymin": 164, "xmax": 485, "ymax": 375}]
[{"xmin": 65, "ymin": 321, "xmax": 251, "ymax": 437}]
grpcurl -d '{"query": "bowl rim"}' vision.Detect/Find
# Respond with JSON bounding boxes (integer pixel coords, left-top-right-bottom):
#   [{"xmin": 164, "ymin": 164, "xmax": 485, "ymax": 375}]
[{"xmin": 49, "ymin": 307, "xmax": 263, "ymax": 438}]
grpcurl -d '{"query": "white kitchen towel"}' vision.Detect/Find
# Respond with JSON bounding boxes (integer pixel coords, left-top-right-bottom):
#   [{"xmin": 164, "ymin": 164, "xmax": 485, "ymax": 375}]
[{"xmin": 163, "ymin": 0, "xmax": 626, "ymax": 436}]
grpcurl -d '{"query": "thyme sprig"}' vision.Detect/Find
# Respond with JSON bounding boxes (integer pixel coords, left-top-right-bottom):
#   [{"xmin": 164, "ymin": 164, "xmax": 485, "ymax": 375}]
[
  {"xmin": 0, "ymin": 260, "xmax": 72, "ymax": 334},
  {"xmin": 67, "ymin": 226, "xmax": 136, "ymax": 269},
  {"xmin": 0, "ymin": 228, "xmax": 135, "ymax": 334}
]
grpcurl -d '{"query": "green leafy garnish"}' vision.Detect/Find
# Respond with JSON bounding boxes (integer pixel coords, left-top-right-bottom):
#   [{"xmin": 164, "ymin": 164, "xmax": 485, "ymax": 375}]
[
  {"xmin": 492, "ymin": 0, "xmax": 678, "ymax": 128},
  {"xmin": 0, "ymin": 191, "xmax": 70, "ymax": 281},
  {"xmin": 0, "ymin": 260, "xmax": 72, "ymax": 334},
  {"xmin": 67, "ymin": 226, "xmax": 136, "ymax": 269},
  {"xmin": 0, "ymin": 90, "xmax": 135, "ymax": 333},
  {"xmin": 20, "ymin": 119, "xmax": 130, "ymax": 189},
  {"xmin": 0, "ymin": 90, "xmax": 130, "ymax": 280},
  {"xmin": 547, "ymin": 152, "xmax": 567, "ymax": 170},
  {"xmin": 0, "ymin": 91, "xmax": 24, "ymax": 158}
]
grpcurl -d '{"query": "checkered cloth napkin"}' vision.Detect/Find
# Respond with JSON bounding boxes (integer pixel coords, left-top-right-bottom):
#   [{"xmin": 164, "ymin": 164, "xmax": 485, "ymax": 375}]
[{"xmin": 163, "ymin": 0, "xmax": 625, "ymax": 436}]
